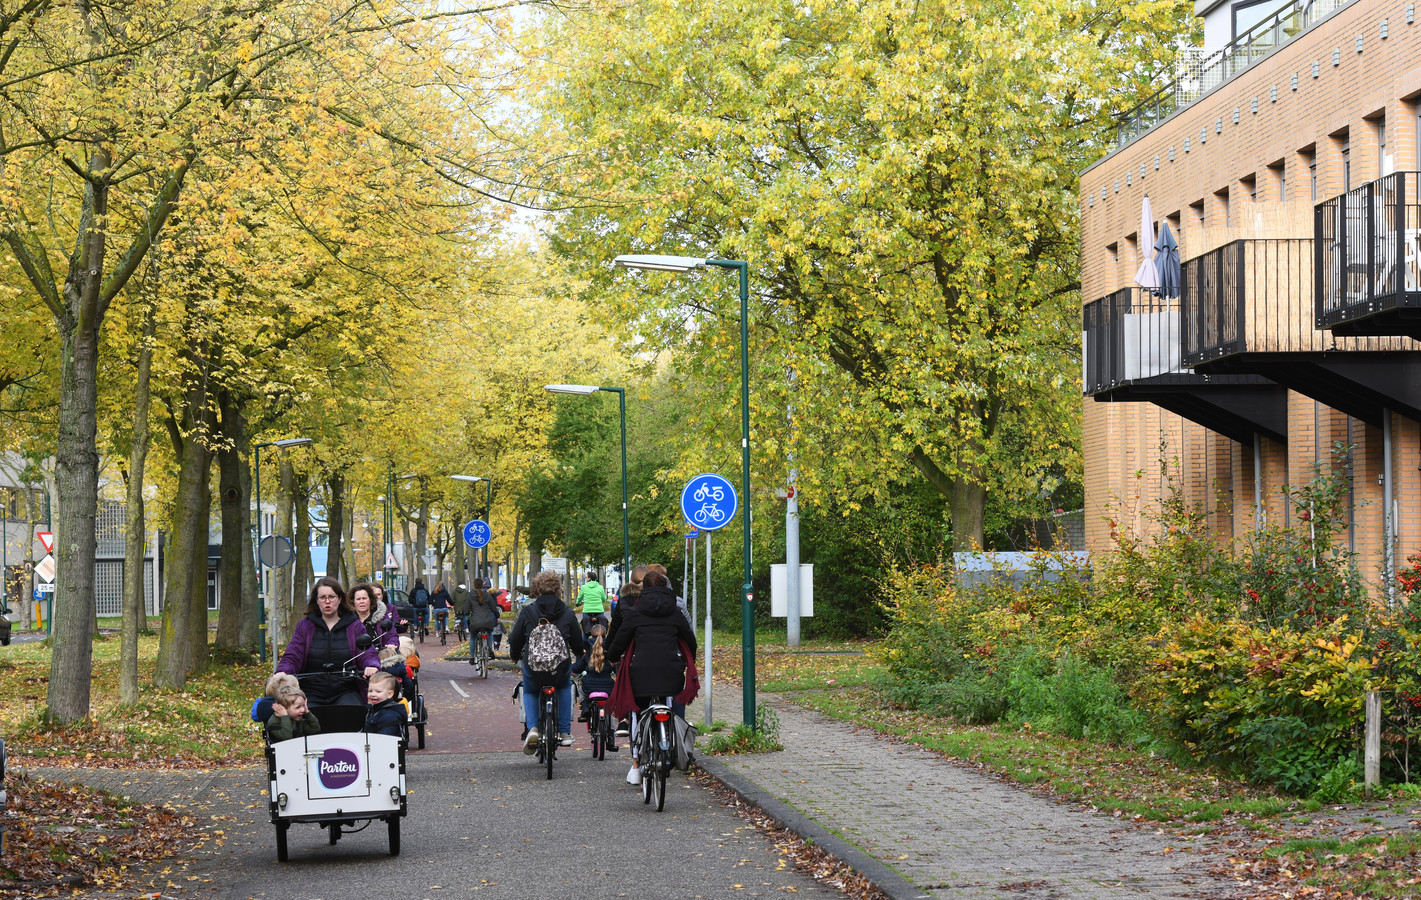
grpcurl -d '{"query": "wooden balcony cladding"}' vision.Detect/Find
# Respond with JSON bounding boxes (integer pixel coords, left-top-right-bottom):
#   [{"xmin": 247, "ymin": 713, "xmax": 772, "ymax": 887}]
[
  {"xmin": 1182, "ymin": 239, "xmax": 1414, "ymax": 367},
  {"xmin": 1316, "ymin": 171, "xmax": 1421, "ymax": 339}
]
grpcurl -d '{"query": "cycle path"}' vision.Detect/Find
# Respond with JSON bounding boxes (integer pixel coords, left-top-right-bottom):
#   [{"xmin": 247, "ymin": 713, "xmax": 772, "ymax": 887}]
[
  {"xmin": 16, "ymin": 653, "xmax": 846, "ymax": 900},
  {"xmin": 688, "ymin": 685, "xmax": 1239, "ymax": 900}
]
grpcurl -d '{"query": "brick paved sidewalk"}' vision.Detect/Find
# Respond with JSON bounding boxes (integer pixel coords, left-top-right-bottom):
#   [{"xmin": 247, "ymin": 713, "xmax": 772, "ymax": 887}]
[{"xmin": 687, "ymin": 685, "xmax": 1238, "ymax": 900}]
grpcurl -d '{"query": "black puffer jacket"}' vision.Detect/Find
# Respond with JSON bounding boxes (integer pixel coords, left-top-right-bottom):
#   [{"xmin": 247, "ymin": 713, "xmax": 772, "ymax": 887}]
[
  {"xmin": 508, "ymin": 593, "xmax": 586, "ymax": 665},
  {"xmin": 606, "ymin": 584, "xmax": 696, "ymax": 697}
]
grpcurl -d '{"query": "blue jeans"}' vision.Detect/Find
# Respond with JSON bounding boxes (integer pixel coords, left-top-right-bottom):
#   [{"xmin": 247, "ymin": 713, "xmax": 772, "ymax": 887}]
[
  {"xmin": 414, "ymin": 606, "xmax": 429, "ymax": 630},
  {"xmin": 521, "ymin": 663, "xmax": 572, "ymax": 736}
]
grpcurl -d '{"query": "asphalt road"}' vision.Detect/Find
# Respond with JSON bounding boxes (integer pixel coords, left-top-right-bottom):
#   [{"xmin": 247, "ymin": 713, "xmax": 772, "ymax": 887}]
[{"xmin": 146, "ymin": 648, "xmax": 843, "ymax": 899}]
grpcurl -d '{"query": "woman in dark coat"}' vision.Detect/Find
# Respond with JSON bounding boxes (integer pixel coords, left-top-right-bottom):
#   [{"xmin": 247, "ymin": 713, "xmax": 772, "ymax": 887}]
[
  {"xmin": 276, "ymin": 577, "xmax": 381, "ymax": 706},
  {"xmin": 605, "ymin": 571, "xmax": 696, "ymax": 785}
]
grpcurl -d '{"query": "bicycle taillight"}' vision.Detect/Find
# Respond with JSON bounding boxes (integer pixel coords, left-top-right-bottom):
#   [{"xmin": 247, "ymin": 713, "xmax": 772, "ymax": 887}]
[
  {"xmin": 653, "ymin": 711, "xmax": 671, "ymax": 722},
  {"xmin": 542, "ymin": 686, "xmax": 555, "ymax": 696},
  {"xmin": 595, "ymin": 699, "xmax": 606, "ymax": 707}
]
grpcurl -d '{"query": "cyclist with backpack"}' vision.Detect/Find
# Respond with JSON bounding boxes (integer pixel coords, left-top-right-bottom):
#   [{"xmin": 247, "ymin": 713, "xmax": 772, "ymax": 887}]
[
  {"xmin": 508, "ymin": 569, "xmax": 586, "ymax": 752},
  {"xmin": 409, "ymin": 578, "xmax": 431, "ymax": 636}
]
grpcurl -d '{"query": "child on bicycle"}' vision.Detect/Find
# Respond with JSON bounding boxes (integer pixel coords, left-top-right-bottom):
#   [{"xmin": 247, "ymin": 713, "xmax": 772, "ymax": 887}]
[{"xmin": 573, "ymin": 624, "xmax": 616, "ymax": 748}]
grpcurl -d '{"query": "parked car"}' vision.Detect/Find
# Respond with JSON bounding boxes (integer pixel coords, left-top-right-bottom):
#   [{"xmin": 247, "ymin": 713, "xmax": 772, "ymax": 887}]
[
  {"xmin": 0, "ymin": 606, "xmax": 13, "ymax": 646},
  {"xmin": 493, "ymin": 589, "xmax": 511, "ymax": 612}
]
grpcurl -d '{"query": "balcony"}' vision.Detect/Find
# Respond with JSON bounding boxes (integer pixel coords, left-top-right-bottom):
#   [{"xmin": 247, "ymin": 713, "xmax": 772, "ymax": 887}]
[
  {"xmin": 1182, "ymin": 238, "xmax": 1421, "ymax": 426},
  {"xmin": 1316, "ymin": 171, "xmax": 1421, "ymax": 339},
  {"xmin": 1083, "ymin": 288, "xmax": 1286, "ymax": 444},
  {"xmin": 1113, "ymin": 0, "xmax": 1352, "ymax": 154}
]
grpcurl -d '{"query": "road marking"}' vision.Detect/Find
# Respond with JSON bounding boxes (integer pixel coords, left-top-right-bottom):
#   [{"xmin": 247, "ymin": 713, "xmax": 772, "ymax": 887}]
[{"xmin": 449, "ymin": 680, "xmax": 469, "ymax": 698}]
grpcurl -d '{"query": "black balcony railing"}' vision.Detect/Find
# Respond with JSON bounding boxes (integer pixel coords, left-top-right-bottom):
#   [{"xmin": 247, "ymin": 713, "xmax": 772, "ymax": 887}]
[
  {"xmin": 1182, "ymin": 239, "xmax": 1327, "ymax": 365},
  {"xmin": 1315, "ymin": 171, "xmax": 1421, "ymax": 330},
  {"xmin": 1082, "ymin": 288, "xmax": 1193, "ymax": 395}
]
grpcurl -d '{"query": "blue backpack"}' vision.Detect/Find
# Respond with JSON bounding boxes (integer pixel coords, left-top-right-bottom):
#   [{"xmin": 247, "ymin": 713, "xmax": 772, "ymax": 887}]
[{"xmin": 412, "ymin": 587, "xmax": 429, "ymax": 606}]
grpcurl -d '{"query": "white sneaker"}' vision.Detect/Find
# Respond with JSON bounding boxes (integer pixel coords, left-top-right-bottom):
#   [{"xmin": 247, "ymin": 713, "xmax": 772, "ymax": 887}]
[
  {"xmin": 523, "ymin": 729, "xmax": 540, "ymax": 755},
  {"xmin": 558, "ymin": 733, "xmax": 573, "ymax": 747},
  {"xmin": 626, "ymin": 766, "xmax": 642, "ymax": 785},
  {"xmin": 615, "ymin": 727, "xmax": 629, "ymax": 738}
]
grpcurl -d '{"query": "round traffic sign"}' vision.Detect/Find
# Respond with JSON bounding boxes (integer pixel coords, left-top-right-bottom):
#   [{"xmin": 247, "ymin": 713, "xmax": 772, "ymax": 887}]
[
  {"xmin": 680, "ymin": 474, "xmax": 737, "ymax": 532},
  {"xmin": 463, "ymin": 519, "xmax": 491, "ymax": 549},
  {"xmin": 258, "ymin": 535, "xmax": 294, "ymax": 568}
]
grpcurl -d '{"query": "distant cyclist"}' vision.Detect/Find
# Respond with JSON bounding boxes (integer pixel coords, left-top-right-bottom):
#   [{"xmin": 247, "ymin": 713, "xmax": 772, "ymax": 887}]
[
  {"xmin": 575, "ymin": 572, "xmax": 608, "ymax": 633},
  {"xmin": 430, "ymin": 581, "xmax": 453, "ymax": 637},
  {"xmin": 409, "ymin": 578, "xmax": 431, "ymax": 634}
]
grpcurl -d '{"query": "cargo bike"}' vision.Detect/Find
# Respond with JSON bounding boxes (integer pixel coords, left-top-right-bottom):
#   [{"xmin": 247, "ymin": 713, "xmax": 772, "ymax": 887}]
[{"xmin": 265, "ymin": 701, "xmax": 408, "ymax": 861}]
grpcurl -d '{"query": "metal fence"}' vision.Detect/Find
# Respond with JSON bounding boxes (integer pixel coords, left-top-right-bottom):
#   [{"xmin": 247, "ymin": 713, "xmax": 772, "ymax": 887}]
[
  {"xmin": 1182, "ymin": 239, "xmax": 1314, "ymax": 363},
  {"xmin": 1115, "ymin": 0, "xmax": 1353, "ymax": 152},
  {"xmin": 1082, "ymin": 287, "xmax": 1193, "ymax": 394},
  {"xmin": 1316, "ymin": 170, "xmax": 1421, "ymax": 328}
]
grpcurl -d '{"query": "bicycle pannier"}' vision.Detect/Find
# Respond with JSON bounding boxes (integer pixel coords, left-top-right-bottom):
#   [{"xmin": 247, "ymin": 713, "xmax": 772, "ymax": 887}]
[{"xmin": 672, "ymin": 714, "xmax": 698, "ymax": 771}]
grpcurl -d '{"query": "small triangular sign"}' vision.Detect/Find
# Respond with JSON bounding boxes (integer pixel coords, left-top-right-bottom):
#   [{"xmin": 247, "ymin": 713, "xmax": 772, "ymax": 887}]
[
  {"xmin": 37, "ymin": 531, "xmax": 53, "ymax": 554},
  {"xmin": 385, "ymin": 551, "xmax": 399, "ymax": 570}
]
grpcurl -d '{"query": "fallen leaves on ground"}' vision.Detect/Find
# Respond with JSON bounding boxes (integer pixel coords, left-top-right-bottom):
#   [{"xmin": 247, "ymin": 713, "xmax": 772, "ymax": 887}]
[
  {"xmin": 0, "ymin": 774, "xmax": 203, "ymax": 898},
  {"xmin": 695, "ymin": 771, "xmax": 890, "ymax": 900}
]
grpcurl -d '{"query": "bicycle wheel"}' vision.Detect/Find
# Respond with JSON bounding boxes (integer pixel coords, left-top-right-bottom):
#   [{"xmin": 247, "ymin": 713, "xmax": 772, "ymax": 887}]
[
  {"xmin": 652, "ymin": 750, "xmax": 667, "ymax": 811},
  {"xmin": 543, "ymin": 701, "xmax": 556, "ymax": 780},
  {"xmin": 479, "ymin": 638, "xmax": 490, "ymax": 680},
  {"xmin": 590, "ymin": 711, "xmax": 602, "ymax": 760}
]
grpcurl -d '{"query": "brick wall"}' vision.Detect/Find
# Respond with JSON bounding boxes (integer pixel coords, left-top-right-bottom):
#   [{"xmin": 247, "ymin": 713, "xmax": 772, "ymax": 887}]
[{"xmin": 1080, "ymin": 0, "xmax": 1421, "ymax": 593}]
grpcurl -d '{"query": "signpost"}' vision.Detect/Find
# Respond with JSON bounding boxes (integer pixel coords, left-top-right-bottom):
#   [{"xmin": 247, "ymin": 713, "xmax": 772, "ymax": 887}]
[
  {"xmin": 680, "ymin": 475, "xmax": 737, "ymax": 729},
  {"xmin": 34, "ymin": 533, "xmax": 54, "ymax": 631},
  {"xmin": 258, "ymin": 535, "xmax": 295, "ymax": 569},
  {"xmin": 462, "ymin": 519, "xmax": 490, "ymax": 549}
]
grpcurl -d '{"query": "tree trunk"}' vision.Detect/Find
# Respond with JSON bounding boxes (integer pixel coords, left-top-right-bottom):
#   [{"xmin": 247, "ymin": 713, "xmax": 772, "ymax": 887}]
[
  {"xmin": 215, "ymin": 391, "xmax": 245, "ymax": 652},
  {"xmin": 271, "ymin": 457, "xmax": 295, "ymax": 650},
  {"xmin": 48, "ymin": 315, "xmax": 102, "ymax": 722},
  {"xmin": 401, "ymin": 516, "xmax": 414, "ymax": 586},
  {"xmin": 237, "ymin": 446, "xmax": 259, "ymax": 653},
  {"xmin": 189, "ymin": 480, "xmax": 211, "ymax": 671},
  {"xmin": 343, "ymin": 513, "xmax": 357, "ymax": 585},
  {"xmin": 948, "ymin": 478, "xmax": 987, "ymax": 552},
  {"xmin": 327, "ymin": 472, "xmax": 345, "ymax": 584},
  {"xmin": 291, "ymin": 475, "xmax": 313, "ymax": 619},
  {"xmin": 119, "ymin": 292, "xmax": 156, "ymax": 704},
  {"xmin": 155, "ymin": 430, "xmax": 211, "ymax": 689}
]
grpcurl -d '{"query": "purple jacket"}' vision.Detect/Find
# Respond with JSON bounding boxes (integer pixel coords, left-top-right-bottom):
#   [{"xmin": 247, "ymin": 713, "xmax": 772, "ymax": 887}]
[
  {"xmin": 276, "ymin": 612, "xmax": 381, "ymax": 675},
  {"xmin": 359, "ymin": 600, "xmax": 400, "ymax": 651}
]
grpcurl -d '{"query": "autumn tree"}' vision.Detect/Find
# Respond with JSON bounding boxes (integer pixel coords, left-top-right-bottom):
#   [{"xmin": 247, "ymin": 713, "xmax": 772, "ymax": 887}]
[{"xmin": 529, "ymin": 0, "xmax": 1191, "ymax": 549}]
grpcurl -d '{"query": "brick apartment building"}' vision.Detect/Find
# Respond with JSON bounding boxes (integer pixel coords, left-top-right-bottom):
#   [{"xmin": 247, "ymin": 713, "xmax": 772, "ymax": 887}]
[{"xmin": 1081, "ymin": 0, "xmax": 1421, "ymax": 593}]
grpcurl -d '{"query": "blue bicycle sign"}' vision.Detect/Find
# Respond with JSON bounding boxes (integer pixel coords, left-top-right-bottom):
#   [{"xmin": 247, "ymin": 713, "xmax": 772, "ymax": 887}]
[
  {"xmin": 680, "ymin": 474, "xmax": 737, "ymax": 532},
  {"xmin": 463, "ymin": 519, "xmax": 491, "ymax": 549}
]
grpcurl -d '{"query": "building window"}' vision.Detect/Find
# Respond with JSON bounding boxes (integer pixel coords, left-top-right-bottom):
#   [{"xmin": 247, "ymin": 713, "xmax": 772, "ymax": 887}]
[
  {"xmin": 1216, "ymin": 188, "xmax": 1231, "ymax": 229},
  {"xmin": 1377, "ymin": 116, "xmax": 1390, "ymax": 175},
  {"xmin": 1268, "ymin": 160, "xmax": 1286, "ymax": 202},
  {"xmin": 1233, "ymin": 0, "xmax": 1280, "ymax": 38},
  {"xmin": 1300, "ymin": 145, "xmax": 1317, "ymax": 202},
  {"xmin": 1241, "ymin": 174, "xmax": 1257, "ymax": 204}
]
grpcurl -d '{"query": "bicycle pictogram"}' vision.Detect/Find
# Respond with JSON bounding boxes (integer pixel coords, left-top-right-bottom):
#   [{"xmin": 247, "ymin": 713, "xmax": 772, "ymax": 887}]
[{"xmin": 680, "ymin": 474, "xmax": 737, "ymax": 532}]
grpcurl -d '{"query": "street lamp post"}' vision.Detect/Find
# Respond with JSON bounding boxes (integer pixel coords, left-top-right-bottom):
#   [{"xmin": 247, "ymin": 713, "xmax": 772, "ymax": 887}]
[
  {"xmin": 449, "ymin": 475, "xmax": 493, "ymax": 582},
  {"xmin": 255, "ymin": 437, "xmax": 314, "ymax": 663},
  {"xmin": 543, "ymin": 385, "xmax": 629, "ymax": 586},
  {"xmin": 611, "ymin": 254, "xmax": 756, "ymax": 730}
]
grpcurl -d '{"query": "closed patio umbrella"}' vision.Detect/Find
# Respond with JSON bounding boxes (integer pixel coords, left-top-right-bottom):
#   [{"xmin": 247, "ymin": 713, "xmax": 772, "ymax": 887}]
[
  {"xmin": 1133, "ymin": 196, "xmax": 1161, "ymax": 291},
  {"xmin": 1154, "ymin": 221, "xmax": 1181, "ymax": 299}
]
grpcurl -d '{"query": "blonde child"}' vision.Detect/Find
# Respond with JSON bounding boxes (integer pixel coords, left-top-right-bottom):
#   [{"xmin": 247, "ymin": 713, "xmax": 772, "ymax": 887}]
[{"xmin": 266, "ymin": 684, "xmax": 322, "ymax": 741}]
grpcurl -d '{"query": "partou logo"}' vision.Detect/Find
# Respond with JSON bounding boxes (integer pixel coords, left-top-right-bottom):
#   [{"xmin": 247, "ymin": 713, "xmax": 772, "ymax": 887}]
[{"xmin": 318, "ymin": 748, "xmax": 360, "ymax": 789}]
